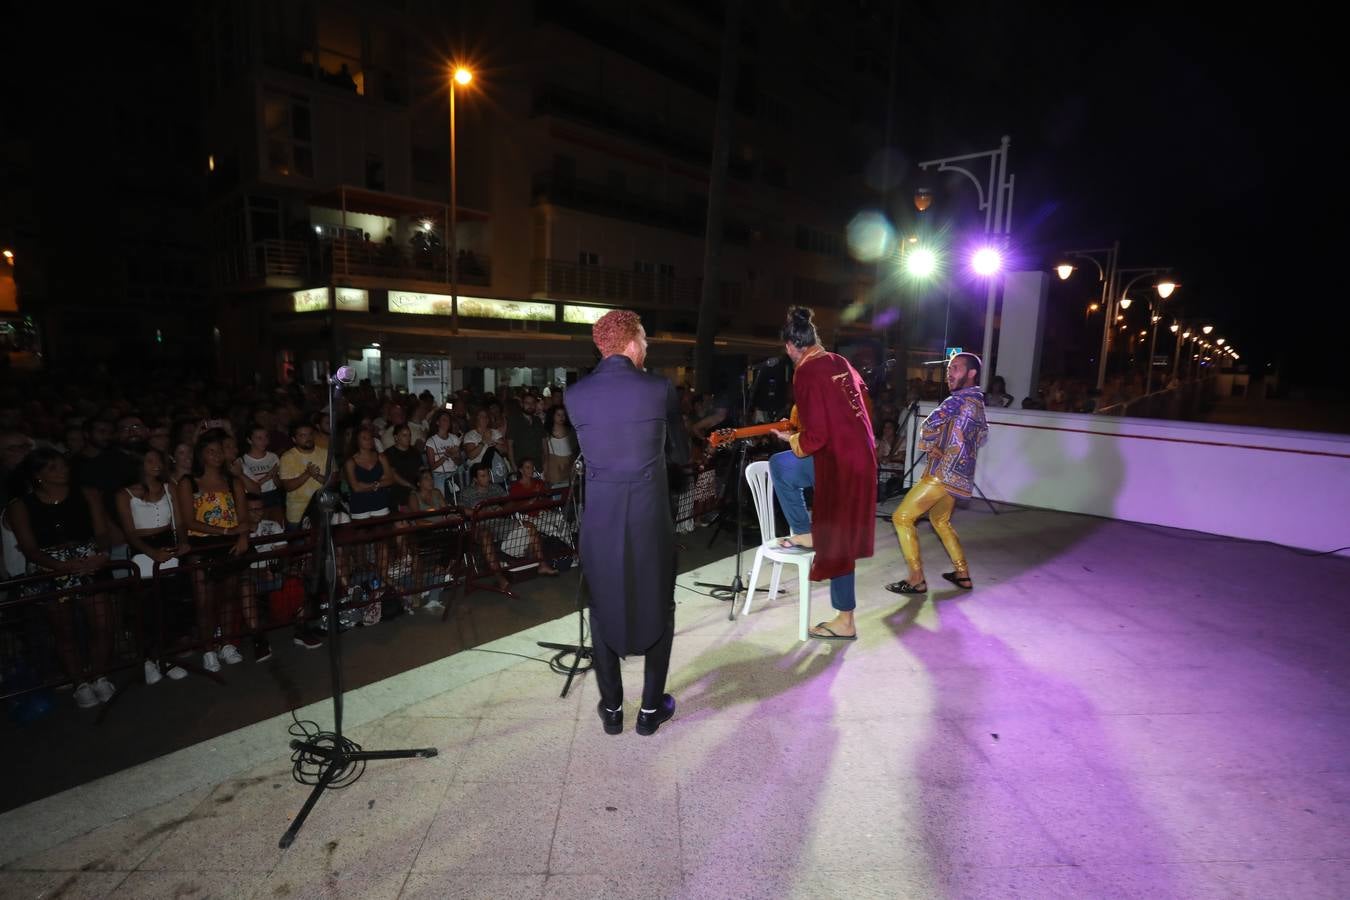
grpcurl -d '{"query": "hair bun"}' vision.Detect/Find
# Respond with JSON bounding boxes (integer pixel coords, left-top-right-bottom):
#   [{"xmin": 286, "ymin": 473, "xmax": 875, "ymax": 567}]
[{"xmin": 790, "ymin": 306, "xmax": 812, "ymax": 324}]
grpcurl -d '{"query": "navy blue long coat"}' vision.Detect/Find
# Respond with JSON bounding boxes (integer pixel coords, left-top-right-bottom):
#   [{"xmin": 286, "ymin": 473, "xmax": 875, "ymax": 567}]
[{"xmin": 566, "ymin": 354, "xmax": 689, "ymax": 655}]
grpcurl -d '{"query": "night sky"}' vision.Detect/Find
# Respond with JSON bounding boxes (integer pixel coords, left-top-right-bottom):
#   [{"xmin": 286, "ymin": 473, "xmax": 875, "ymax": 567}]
[
  {"xmin": 6, "ymin": 5, "xmax": 1330, "ymax": 388},
  {"xmin": 885, "ymin": 5, "xmax": 1326, "ymax": 385}
]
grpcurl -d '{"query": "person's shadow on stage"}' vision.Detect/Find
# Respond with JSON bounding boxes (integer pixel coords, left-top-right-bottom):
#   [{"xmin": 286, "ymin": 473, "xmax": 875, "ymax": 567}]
[{"xmin": 882, "ymin": 597, "xmax": 1178, "ymax": 894}]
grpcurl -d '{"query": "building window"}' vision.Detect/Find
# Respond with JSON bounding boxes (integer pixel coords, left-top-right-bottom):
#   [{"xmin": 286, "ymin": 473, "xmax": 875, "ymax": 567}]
[
  {"xmin": 795, "ymin": 224, "xmax": 843, "ymax": 257},
  {"xmin": 634, "ymin": 260, "xmax": 674, "ymax": 278},
  {"xmin": 365, "ymin": 154, "xmax": 385, "ymax": 191},
  {"xmin": 264, "ymin": 95, "xmax": 314, "ymax": 179},
  {"xmin": 412, "ymin": 147, "xmax": 445, "ymax": 184}
]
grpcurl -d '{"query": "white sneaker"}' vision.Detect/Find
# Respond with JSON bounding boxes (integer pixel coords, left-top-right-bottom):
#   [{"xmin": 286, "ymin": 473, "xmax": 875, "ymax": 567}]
[
  {"xmin": 92, "ymin": 676, "xmax": 116, "ymax": 704},
  {"xmin": 219, "ymin": 644, "xmax": 244, "ymax": 665},
  {"xmin": 144, "ymin": 660, "xmax": 163, "ymax": 685},
  {"xmin": 202, "ymin": 651, "xmax": 221, "ymax": 672},
  {"xmin": 73, "ymin": 682, "xmax": 98, "ymax": 708},
  {"xmin": 166, "ymin": 665, "xmax": 188, "ymax": 680}
]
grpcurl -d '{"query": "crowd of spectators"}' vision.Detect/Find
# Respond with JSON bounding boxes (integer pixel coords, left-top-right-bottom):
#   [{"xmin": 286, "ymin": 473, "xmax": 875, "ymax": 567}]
[{"xmin": 0, "ymin": 374, "xmax": 587, "ymax": 708}]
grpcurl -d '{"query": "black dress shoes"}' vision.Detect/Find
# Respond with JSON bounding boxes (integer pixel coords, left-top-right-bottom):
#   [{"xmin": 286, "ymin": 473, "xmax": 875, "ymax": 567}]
[
  {"xmin": 635, "ymin": 694, "xmax": 676, "ymax": 736},
  {"xmin": 597, "ymin": 701, "xmax": 623, "ymax": 735}
]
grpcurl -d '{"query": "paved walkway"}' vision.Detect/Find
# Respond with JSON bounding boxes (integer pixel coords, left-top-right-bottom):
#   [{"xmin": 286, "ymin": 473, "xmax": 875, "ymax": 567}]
[{"xmin": 2, "ymin": 505, "xmax": 1348, "ymax": 898}]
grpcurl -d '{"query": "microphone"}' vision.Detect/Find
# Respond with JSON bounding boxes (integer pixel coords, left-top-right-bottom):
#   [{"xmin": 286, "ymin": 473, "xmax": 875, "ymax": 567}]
[
  {"xmin": 329, "ymin": 366, "xmax": 356, "ymax": 386},
  {"xmin": 750, "ymin": 356, "xmax": 782, "ymax": 371}
]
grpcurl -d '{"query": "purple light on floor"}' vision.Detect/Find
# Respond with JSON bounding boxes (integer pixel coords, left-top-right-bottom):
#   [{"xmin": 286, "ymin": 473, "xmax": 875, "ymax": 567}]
[{"xmin": 972, "ymin": 247, "xmax": 1002, "ymax": 276}]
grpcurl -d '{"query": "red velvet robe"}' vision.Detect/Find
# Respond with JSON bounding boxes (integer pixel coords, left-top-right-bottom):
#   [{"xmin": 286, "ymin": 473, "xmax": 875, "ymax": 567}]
[{"xmin": 788, "ymin": 350, "xmax": 877, "ymax": 581}]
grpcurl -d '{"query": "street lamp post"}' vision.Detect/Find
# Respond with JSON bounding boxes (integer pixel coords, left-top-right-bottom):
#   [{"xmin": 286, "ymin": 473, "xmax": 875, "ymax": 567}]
[
  {"xmin": 449, "ymin": 66, "xmax": 473, "ymax": 334},
  {"xmin": 1058, "ymin": 243, "xmax": 1119, "ymax": 391},
  {"xmin": 917, "ymin": 135, "xmax": 1015, "ymax": 389}
]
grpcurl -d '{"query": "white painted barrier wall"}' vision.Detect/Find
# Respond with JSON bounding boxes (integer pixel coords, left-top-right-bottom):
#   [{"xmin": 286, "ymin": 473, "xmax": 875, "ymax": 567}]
[{"xmin": 907, "ymin": 403, "xmax": 1350, "ymax": 556}]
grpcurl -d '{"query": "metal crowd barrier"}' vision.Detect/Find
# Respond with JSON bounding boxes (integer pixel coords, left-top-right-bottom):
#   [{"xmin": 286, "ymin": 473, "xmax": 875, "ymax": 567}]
[{"xmin": 459, "ymin": 489, "xmax": 577, "ymax": 599}]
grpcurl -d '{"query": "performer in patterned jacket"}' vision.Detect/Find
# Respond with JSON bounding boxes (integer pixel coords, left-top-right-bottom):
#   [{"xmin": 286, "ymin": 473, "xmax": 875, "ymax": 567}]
[{"xmin": 886, "ymin": 352, "xmax": 988, "ymax": 595}]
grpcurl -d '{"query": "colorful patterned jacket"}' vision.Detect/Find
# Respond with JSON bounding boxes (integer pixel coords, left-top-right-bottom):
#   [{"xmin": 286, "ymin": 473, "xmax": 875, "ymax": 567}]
[{"xmin": 920, "ymin": 386, "xmax": 989, "ymax": 498}]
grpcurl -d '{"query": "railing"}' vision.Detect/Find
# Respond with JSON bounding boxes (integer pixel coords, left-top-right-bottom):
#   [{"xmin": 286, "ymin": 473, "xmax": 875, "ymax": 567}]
[
  {"xmin": 533, "ymin": 173, "xmax": 749, "ymax": 243},
  {"xmin": 0, "ymin": 503, "xmax": 574, "ymax": 711},
  {"xmin": 329, "ymin": 239, "xmax": 491, "ymax": 287},
  {"xmin": 211, "ymin": 239, "xmax": 491, "ymax": 289},
  {"xmin": 530, "ymin": 259, "xmax": 741, "ymax": 311},
  {"xmin": 212, "ymin": 239, "xmax": 311, "ymax": 287},
  {"xmin": 1095, "ymin": 376, "xmax": 1216, "ymax": 421}
]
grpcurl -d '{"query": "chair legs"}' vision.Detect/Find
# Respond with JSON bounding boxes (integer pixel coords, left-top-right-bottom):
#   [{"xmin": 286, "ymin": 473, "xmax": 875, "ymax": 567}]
[
  {"xmin": 797, "ymin": 563, "xmax": 811, "ymax": 642},
  {"xmin": 743, "ymin": 548, "xmax": 766, "ymax": 615}
]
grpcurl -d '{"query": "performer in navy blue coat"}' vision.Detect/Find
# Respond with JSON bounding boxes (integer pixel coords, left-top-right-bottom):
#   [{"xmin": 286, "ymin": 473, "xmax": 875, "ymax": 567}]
[{"xmin": 566, "ymin": 310, "xmax": 689, "ymax": 736}]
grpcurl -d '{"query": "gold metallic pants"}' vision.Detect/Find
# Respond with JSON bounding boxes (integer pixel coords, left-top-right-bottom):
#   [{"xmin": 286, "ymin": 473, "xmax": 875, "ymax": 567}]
[{"xmin": 892, "ymin": 475, "xmax": 968, "ymax": 577}]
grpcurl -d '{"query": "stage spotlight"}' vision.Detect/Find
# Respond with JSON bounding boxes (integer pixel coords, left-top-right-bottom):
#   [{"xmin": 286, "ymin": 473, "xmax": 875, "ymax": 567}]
[
  {"xmin": 905, "ymin": 247, "xmax": 938, "ymax": 279},
  {"xmin": 972, "ymin": 247, "xmax": 1002, "ymax": 276}
]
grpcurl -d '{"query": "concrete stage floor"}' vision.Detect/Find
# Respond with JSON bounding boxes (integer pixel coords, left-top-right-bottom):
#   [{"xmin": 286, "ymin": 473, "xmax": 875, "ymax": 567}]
[{"xmin": 2, "ymin": 503, "xmax": 1347, "ymax": 899}]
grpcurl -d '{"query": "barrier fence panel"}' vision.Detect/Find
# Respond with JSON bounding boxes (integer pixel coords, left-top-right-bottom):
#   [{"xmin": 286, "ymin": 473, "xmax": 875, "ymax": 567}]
[
  {"xmin": 461, "ymin": 489, "xmax": 577, "ymax": 598},
  {"xmin": 1, "ymin": 562, "xmax": 144, "ymax": 707}
]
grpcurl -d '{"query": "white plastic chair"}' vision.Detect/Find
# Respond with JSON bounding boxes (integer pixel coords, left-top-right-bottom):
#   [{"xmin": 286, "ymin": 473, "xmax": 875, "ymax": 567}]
[{"xmin": 741, "ymin": 459, "xmax": 816, "ymax": 641}]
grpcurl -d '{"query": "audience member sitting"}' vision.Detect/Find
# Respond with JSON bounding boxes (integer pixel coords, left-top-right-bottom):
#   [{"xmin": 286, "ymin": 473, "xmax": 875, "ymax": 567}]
[
  {"xmin": 460, "ymin": 462, "xmax": 557, "ymax": 586},
  {"xmin": 984, "ymin": 376, "xmax": 1014, "ymax": 408},
  {"xmin": 7, "ymin": 448, "xmax": 116, "ymax": 708}
]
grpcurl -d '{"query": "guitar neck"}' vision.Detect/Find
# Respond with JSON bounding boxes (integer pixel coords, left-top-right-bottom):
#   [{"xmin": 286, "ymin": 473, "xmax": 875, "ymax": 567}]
[{"xmin": 707, "ymin": 419, "xmax": 792, "ymax": 449}]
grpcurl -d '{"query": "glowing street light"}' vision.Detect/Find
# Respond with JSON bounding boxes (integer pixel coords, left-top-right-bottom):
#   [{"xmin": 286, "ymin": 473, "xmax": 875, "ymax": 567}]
[
  {"xmin": 1056, "ymin": 263, "xmax": 1075, "ymax": 281},
  {"xmin": 972, "ymin": 247, "xmax": 1002, "ymax": 276},
  {"xmin": 1119, "ymin": 296, "xmax": 1133, "ymax": 310},
  {"xmin": 1156, "ymin": 280, "xmax": 1177, "ymax": 299},
  {"xmin": 1202, "ymin": 325, "xmax": 1213, "ymax": 335},
  {"xmin": 448, "ymin": 64, "xmax": 476, "ymax": 332},
  {"xmin": 905, "ymin": 247, "xmax": 938, "ymax": 279},
  {"xmin": 1170, "ymin": 323, "xmax": 1179, "ymax": 333},
  {"xmin": 1216, "ymin": 337, "xmax": 1225, "ymax": 345}
]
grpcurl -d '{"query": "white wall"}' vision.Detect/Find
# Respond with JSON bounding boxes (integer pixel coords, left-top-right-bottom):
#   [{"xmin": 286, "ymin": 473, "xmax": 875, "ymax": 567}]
[{"xmin": 907, "ymin": 404, "xmax": 1350, "ymax": 556}]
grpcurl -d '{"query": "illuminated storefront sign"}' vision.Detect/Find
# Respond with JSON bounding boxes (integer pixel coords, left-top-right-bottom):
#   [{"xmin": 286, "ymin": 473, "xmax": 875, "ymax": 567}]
[
  {"xmin": 388, "ymin": 291, "xmax": 454, "ymax": 316},
  {"xmin": 562, "ymin": 304, "xmax": 610, "ymax": 325},
  {"xmin": 292, "ymin": 287, "xmax": 369, "ymax": 313},
  {"xmin": 458, "ymin": 296, "xmax": 555, "ymax": 321}
]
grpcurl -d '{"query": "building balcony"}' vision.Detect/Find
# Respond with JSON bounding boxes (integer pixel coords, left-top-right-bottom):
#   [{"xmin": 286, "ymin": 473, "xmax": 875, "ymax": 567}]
[
  {"xmin": 532, "ymin": 86, "xmax": 707, "ymax": 167},
  {"xmin": 211, "ymin": 239, "xmax": 491, "ymax": 291},
  {"xmin": 531, "ymin": 258, "xmax": 740, "ymax": 312},
  {"xmin": 532, "ymin": 174, "xmax": 748, "ymax": 244}
]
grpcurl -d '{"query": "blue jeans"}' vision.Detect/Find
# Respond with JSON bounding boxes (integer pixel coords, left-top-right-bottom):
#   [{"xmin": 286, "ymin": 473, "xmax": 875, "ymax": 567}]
[{"xmin": 768, "ymin": 450, "xmax": 856, "ymax": 612}]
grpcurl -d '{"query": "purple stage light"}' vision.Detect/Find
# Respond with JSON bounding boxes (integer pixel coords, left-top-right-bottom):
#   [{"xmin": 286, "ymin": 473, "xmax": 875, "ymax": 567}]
[{"xmin": 972, "ymin": 247, "xmax": 1002, "ymax": 276}]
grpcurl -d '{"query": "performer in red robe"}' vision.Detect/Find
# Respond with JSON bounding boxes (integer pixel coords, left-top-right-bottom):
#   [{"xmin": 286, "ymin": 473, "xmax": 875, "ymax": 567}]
[{"xmin": 769, "ymin": 306, "xmax": 877, "ymax": 640}]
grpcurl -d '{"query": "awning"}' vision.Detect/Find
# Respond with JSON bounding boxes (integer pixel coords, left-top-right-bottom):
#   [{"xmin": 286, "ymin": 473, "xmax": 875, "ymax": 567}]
[{"xmin": 308, "ymin": 185, "xmax": 490, "ymax": 222}]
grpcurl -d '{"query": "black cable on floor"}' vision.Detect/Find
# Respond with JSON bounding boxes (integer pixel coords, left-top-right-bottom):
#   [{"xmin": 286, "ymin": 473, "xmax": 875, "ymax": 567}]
[{"xmin": 288, "ymin": 709, "xmax": 365, "ymax": 789}]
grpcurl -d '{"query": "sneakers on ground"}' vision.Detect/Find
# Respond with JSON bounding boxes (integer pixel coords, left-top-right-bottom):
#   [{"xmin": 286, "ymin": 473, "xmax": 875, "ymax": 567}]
[
  {"xmin": 253, "ymin": 635, "xmax": 272, "ymax": 663},
  {"xmin": 144, "ymin": 659, "xmax": 163, "ymax": 685},
  {"xmin": 219, "ymin": 644, "xmax": 244, "ymax": 665},
  {"xmin": 202, "ymin": 650, "xmax": 221, "ymax": 672},
  {"xmin": 92, "ymin": 676, "xmax": 116, "ymax": 704},
  {"xmin": 293, "ymin": 630, "xmax": 323, "ymax": 650},
  {"xmin": 166, "ymin": 664, "xmax": 188, "ymax": 680},
  {"xmin": 73, "ymin": 682, "xmax": 99, "ymax": 708}
]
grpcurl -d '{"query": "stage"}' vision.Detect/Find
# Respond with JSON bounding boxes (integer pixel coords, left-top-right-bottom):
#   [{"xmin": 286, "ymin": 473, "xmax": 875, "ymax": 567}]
[{"xmin": 2, "ymin": 502, "xmax": 1348, "ymax": 899}]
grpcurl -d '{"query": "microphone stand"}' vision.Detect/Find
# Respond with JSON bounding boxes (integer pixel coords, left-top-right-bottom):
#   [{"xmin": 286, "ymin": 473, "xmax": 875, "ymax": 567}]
[
  {"xmin": 278, "ymin": 371, "xmax": 437, "ymax": 849},
  {"xmin": 695, "ymin": 371, "xmax": 755, "ymax": 619},
  {"xmin": 536, "ymin": 456, "xmax": 593, "ymax": 698}
]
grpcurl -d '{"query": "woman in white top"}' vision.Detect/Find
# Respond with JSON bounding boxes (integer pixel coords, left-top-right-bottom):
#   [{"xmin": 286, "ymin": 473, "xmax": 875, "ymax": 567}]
[
  {"xmin": 237, "ymin": 424, "xmax": 283, "ymax": 523},
  {"xmin": 463, "ymin": 408, "xmax": 509, "ymax": 483},
  {"xmin": 541, "ymin": 406, "xmax": 578, "ymax": 486},
  {"xmin": 115, "ymin": 447, "xmax": 191, "ymax": 684},
  {"xmin": 424, "ymin": 411, "xmax": 461, "ymax": 498}
]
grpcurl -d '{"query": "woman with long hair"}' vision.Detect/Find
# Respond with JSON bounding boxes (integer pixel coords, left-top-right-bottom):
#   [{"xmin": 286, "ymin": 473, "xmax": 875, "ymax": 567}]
[
  {"xmin": 541, "ymin": 406, "xmax": 577, "ymax": 486},
  {"xmin": 7, "ymin": 448, "xmax": 115, "ymax": 708},
  {"xmin": 424, "ymin": 410, "xmax": 461, "ymax": 498},
  {"xmin": 176, "ymin": 428, "xmax": 260, "ymax": 670},
  {"xmin": 116, "ymin": 447, "xmax": 191, "ymax": 682}
]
